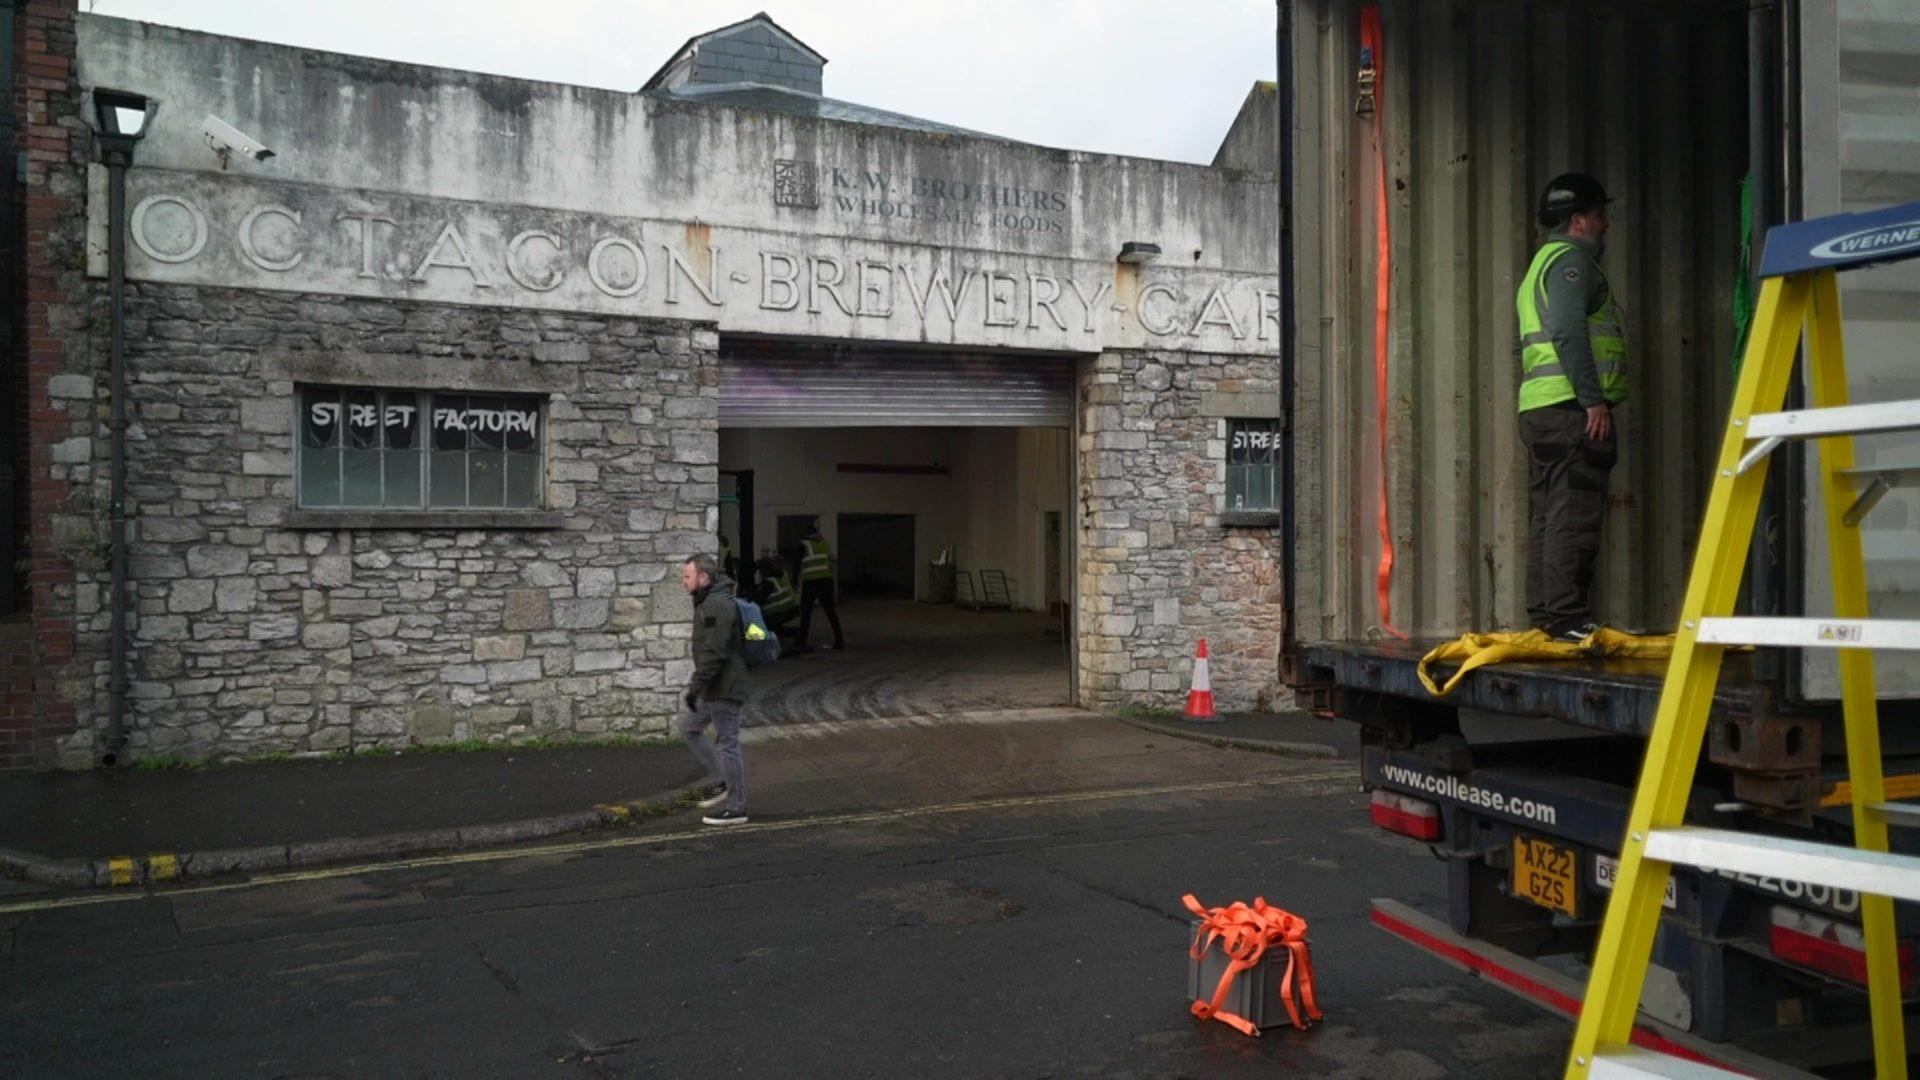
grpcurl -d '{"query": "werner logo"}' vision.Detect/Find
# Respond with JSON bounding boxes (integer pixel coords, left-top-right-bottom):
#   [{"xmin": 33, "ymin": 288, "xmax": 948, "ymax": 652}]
[{"xmin": 1809, "ymin": 220, "xmax": 1920, "ymax": 261}]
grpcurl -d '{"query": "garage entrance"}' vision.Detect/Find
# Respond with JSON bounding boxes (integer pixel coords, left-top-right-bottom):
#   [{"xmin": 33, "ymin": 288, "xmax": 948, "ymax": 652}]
[{"xmin": 717, "ymin": 338, "xmax": 1077, "ymax": 725}]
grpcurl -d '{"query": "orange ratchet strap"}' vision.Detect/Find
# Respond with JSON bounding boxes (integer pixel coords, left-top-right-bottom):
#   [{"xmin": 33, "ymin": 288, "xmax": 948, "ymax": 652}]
[
  {"xmin": 1182, "ymin": 893, "xmax": 1324, "ymax": 1036},
  {"xmin": 1360, "ymin": 4, "xmax": 1406, "ymax": 641}
]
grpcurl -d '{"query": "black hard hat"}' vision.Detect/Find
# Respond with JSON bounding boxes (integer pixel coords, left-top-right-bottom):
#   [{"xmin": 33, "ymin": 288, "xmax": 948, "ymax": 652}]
[{"xmin": 1538, "ymin": 173, "xmax": 1611, "ymax": 226}]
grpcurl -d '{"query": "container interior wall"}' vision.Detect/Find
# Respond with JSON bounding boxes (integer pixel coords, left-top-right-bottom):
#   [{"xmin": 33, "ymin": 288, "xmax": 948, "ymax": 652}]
[
  {"xmin": 1798, "ymin": 0, "xmax": 1920, "ymax": 700},
  {"xmin": 1292, "ymin": 0, "xmax": 1749, "ymax": 644}
]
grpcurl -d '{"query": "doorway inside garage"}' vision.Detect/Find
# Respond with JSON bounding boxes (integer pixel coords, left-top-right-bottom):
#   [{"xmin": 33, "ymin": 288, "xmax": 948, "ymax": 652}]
[{"xmin": 717, "ymin": 338, "xmax": 1078, "ymax": 726}]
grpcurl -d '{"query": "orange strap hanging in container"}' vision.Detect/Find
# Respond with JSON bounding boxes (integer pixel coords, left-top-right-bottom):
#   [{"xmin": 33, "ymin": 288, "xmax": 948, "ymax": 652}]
[
  {"xmin": 1183, "ymin": 893, "xmax": 1324, "ymax": 1036},
  {"xmin": 1360, "ymin": 4, "xmax": 1407, "ymax": 640}
]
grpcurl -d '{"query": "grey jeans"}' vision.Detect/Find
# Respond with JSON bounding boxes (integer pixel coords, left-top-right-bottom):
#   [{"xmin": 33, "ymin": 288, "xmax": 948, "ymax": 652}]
[
  {"xmin": 676, "ymin": 697, "xmax": 745, "ymax": 813},
  {"xmin": 1521, "ymin": 404, "xmax": 1618, "ymax": 631}
]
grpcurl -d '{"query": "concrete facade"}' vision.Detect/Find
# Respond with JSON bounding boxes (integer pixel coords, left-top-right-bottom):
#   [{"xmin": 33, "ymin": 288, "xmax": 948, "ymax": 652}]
[{"xmin": 6, "ymin": 9, "xmax": 1283, "ymax": 767}]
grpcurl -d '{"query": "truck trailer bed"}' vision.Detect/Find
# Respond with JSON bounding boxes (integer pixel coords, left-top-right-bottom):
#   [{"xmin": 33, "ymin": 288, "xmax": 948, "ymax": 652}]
[{"xmin": 1302, "ymin": 638, "xmax": 1766, "ymax": 737}]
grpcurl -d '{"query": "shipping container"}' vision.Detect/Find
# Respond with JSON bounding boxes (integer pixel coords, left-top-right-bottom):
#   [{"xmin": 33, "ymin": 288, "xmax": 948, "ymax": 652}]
[
  {"xmin": 1283, "ymin": 1, "xmax": 1920, "ymax": 1069},
  {"xmin": 1288, "ymin": 0, "xmax": 1919, "ymax": 702}
]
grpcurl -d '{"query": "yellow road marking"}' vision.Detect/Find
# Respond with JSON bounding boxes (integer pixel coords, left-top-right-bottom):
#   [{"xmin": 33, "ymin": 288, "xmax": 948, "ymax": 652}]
[
  {"xmin": 147, "ymin": 854, "xmax": 180, "ymax": 882},
  {"xmin": 0, "ymin": 769, "xmax": 1349, "ymax": 916},
  {"xmin": 106, "ymin": 857, "xmax": 134, "ymax": 887}
]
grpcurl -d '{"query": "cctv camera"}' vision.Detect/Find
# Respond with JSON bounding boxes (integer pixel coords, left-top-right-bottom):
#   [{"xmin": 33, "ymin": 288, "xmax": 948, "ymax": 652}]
[{"xmin": 202, "ymin": 114, "xmax": 275, "ymax": 167}]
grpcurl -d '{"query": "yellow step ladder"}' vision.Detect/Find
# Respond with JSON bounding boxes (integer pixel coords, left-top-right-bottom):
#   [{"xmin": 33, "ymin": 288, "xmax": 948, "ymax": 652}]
[{"xmin": 1565, "ymin": 202, "xmax": 1920, "ymax": 1078}]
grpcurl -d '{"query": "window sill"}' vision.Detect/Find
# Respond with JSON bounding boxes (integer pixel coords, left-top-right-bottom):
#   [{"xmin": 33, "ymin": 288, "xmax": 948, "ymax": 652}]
[
  {"xmin": 284, "ymin": 509, "xmax": 565, "ymax": 531},
  {"xmin": 1220, "ymin": 510, "xmax": 1281, "ymax": 529}
]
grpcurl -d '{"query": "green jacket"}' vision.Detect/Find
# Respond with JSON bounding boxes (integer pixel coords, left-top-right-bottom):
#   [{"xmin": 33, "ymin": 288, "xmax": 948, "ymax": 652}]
[{"xmin": 689, "ymin": 575, "xmax": 747, "ymax": 703}]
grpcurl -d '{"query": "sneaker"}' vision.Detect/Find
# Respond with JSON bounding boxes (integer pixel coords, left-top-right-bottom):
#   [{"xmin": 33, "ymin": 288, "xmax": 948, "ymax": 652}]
[
  {"xmin": 1555, "ymin": 621, "xmax": 1602, "ymax": 644},
  {"xmin": 702, "ymin": 809, "xmax": 749, "ymax": 826},
  {"xmin": 696, "ymin": 786, "xmax": 728, "ymax": 810}
]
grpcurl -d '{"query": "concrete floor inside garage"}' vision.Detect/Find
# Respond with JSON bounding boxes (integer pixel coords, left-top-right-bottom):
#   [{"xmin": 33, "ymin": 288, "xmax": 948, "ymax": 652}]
[{"xmin": 739, "ymin": 599, "xmax": 1072, "ymax": 726}]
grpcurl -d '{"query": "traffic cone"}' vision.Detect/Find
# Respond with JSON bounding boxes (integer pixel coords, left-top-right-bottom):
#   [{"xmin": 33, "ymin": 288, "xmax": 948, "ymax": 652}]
[{"xmin": 1185, "ymin": 638, "xmax": 1217, "ymax": 719}]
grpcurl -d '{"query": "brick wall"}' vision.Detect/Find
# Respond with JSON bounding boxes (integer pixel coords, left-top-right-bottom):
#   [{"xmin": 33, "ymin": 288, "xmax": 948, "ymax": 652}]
[{"xmin": 4, "ymin": 0, "xmax": 86, "ymax": 770}]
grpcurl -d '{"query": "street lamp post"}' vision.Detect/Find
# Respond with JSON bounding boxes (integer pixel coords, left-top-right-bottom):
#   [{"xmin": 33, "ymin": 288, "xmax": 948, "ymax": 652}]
[{"xmin": 92, "ymin": 88, "xmax": 152, "ymax": 765}]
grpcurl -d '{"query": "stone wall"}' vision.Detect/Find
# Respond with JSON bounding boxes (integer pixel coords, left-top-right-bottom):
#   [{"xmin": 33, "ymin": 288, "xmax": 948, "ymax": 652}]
[
  {"xmin": 46, "ymin": 281, "xmax": 717, "ymax": 766},
  {"xmin": 1076, "ymin": 348, "xmax": 1286, "ymax": 713}
]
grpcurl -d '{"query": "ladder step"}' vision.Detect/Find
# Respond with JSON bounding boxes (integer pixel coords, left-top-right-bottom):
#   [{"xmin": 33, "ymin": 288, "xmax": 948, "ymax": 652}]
[
  {"xmin": 1745, "ymin": 399, "xmax": 1920, "ymax": 440},
  {"xmin": 1871, "ymin": 802, "xmax": 1920, "ymax": 828},
  {"xmin": 1643, "ymin": 827, "xmax": 1920, "ymax": 903},
  {"xmin": 1695, "ymin": 617, "xmax": 1920, "ymax": 650},
  {"xmin": 1588, "ymin": 1047, "xmax": 1747, "ymax": 1079}
]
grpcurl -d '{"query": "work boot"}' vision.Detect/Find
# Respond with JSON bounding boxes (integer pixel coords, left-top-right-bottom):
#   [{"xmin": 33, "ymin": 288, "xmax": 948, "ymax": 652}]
[{"xmin": 1554, "ymin": 620, "xmax": 1602, "ymax": 644}]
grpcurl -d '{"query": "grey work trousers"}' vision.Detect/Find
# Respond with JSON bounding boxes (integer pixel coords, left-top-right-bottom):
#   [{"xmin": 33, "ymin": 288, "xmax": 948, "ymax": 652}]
[
  {"xmin": 1521, "ymin": 403, "xmax": 1618, "ymax": 632},
  {"xmin": 675, "ymin": 697, "xmax": 746, "ymax": 813}
]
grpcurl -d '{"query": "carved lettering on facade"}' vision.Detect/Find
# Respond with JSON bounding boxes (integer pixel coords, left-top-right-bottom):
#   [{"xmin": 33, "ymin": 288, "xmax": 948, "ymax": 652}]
[
  {"xmin": 337, "ymin": 212, "xmax": 398, "ymax": 279},
  {"xmin": 505, "ymin": 230, "xmax": 565, "ymax": 292},
  {"xmin": 1190, "ymin": 285, "xmax": 1244, "ymax": 340},
  {"xmin": 587, "ymin": 236, "xmax": 646, "ymax": 298},
  {"xmin": 663, "ymin": 243, "xmax": 722, "ymax": 305},
  {"xmin": 130, "ymin": 194, "xmax": 209, "ymax": 264},
  {"xmin": 411, "ymin": 222, "xmax": 491, "ymax": 287},
  {"xmin": 760, "ymin": 251, "xmax": 801, "ymax": 310},
  {"xmin": 238, "ymin": 203, "xmax": 305, "ymax": 272},
  {"xmin": 1138, "ymin": 283, "xmax": 1180, "ymax": 335},
  {"xmin": 113, "ymin": 187, "xmax": 1275, "ymax": 353}
]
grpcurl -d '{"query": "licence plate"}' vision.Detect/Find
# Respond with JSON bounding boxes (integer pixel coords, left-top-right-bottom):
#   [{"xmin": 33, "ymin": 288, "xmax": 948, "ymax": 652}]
[
  {"xmin": 1513, "ymin": 836, "xmax": 1579, "ymax": 916},
  {"xmin": 1595, "ymin": 853, "xmax": 1677, "ymax": 910}
]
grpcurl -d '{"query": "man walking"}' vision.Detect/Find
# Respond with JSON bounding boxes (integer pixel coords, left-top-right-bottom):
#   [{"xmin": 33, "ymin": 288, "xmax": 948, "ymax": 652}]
[
  {"xmin": 796, "ymin": 521, "xmax": 845, "ymax": 652},
  {"xmin": 677, "ymin": 553, "xmax": 749, "ymax": 825},
  {"xmin": 1516, "ymin": 172, "xmax": 1629, "ymax": 642}
]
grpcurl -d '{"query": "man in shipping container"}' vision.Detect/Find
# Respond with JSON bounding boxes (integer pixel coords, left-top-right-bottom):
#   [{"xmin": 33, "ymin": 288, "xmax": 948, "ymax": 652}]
[{"xmin": 1515, "ymin": 173, "xmax": 1627, "ymax": 642}]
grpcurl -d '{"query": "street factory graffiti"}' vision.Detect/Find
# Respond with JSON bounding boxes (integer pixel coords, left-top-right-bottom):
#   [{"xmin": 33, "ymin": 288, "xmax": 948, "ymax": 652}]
[{"xmin": 108, "ymin": 175, "xmax": 1281, "ymax": 351}]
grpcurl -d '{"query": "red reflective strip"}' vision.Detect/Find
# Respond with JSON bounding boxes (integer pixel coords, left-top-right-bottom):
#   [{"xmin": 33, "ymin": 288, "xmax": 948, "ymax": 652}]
[
  {"xmin": 1369, "ymin": 906, "xmax": 1751, "ymax": 1075},
  {"xmin": 1769, "ymin": 922, "xmax": 1915, "ymax": 994},
  {"xmin": 1369, "ymin": 799, "xmax": 1441, "ymax": 841}
]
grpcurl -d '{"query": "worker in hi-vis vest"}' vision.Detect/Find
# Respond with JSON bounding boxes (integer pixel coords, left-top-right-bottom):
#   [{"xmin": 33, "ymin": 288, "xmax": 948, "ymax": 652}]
[
  {"xmin": 796, "ymin": 520, "xmax": 845, "ymax": 652},
  {"xmin": 755, "ymin": 556, "xmax": 800, "ymax": 640},
  {"xmin": 1516, "ymin": 173, "xmax": 1627, "ymax": 642}
]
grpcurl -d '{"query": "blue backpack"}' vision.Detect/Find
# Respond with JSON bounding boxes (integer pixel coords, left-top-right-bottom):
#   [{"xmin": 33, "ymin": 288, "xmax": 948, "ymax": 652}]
[{"xmin": 732, "ymin": 597, "xmax": 780, "ymax": 668}]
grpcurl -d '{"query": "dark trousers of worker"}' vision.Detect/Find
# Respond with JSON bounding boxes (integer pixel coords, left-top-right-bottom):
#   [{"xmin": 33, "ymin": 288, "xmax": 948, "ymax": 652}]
[
  {"xmin": 675, "ymin": 697, "xmax": 745, "ymax": 813},
  {"xmin": 1521, "ymin": 403, "xmax": 1618, "ymax": 633},
  {"xmin": 799, "ymin": 578, "xmax": 844, "ymax": 648}
]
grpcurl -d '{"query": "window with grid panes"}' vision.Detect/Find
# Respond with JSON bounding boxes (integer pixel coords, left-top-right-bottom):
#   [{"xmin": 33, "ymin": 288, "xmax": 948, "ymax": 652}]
[
  {"xmin": 1226, "ymin": 418, "xmax": 1279, "ymax": 512},
  {"xmin": 297, "ymin": 387, "xmax": 542, "ymax": 509}
]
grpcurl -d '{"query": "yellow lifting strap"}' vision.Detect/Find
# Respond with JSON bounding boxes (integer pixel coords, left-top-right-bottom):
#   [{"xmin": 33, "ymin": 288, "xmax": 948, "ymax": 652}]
[{"xmin": 1416, "ymin": 628, "xmax": 1674, "ymax": 698}]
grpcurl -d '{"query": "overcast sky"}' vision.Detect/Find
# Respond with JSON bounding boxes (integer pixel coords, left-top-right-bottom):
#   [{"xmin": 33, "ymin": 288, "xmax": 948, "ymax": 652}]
[{"xmin": 87, "ymin": 1, "xmax": 1277, "ymax": 164}]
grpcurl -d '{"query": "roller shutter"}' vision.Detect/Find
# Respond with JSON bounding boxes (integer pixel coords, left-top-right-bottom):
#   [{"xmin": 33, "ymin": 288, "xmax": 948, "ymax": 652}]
[{"xmin": 719, "ymin": 340, "xmax": 1074, "ymax": 428}]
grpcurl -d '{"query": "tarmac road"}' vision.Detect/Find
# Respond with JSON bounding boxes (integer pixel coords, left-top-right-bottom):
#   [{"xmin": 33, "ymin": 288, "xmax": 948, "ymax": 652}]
[{"xmin": 1, "ymin": 713, "xmax": 1568, "ymax": 1077}]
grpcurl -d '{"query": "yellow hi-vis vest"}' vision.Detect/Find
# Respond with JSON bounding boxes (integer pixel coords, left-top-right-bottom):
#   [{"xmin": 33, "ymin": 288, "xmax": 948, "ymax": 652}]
[
  {"xmin": 1516, "ymin": 240, "xmax": 1629, "ymax": 411},
  {"xmin": 765, "ymin": 573, "xmax": 799, "ymax": 615},
  {"xmin": 801, "ymin": 537, "xmax": 833, "ymax": 582}
]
